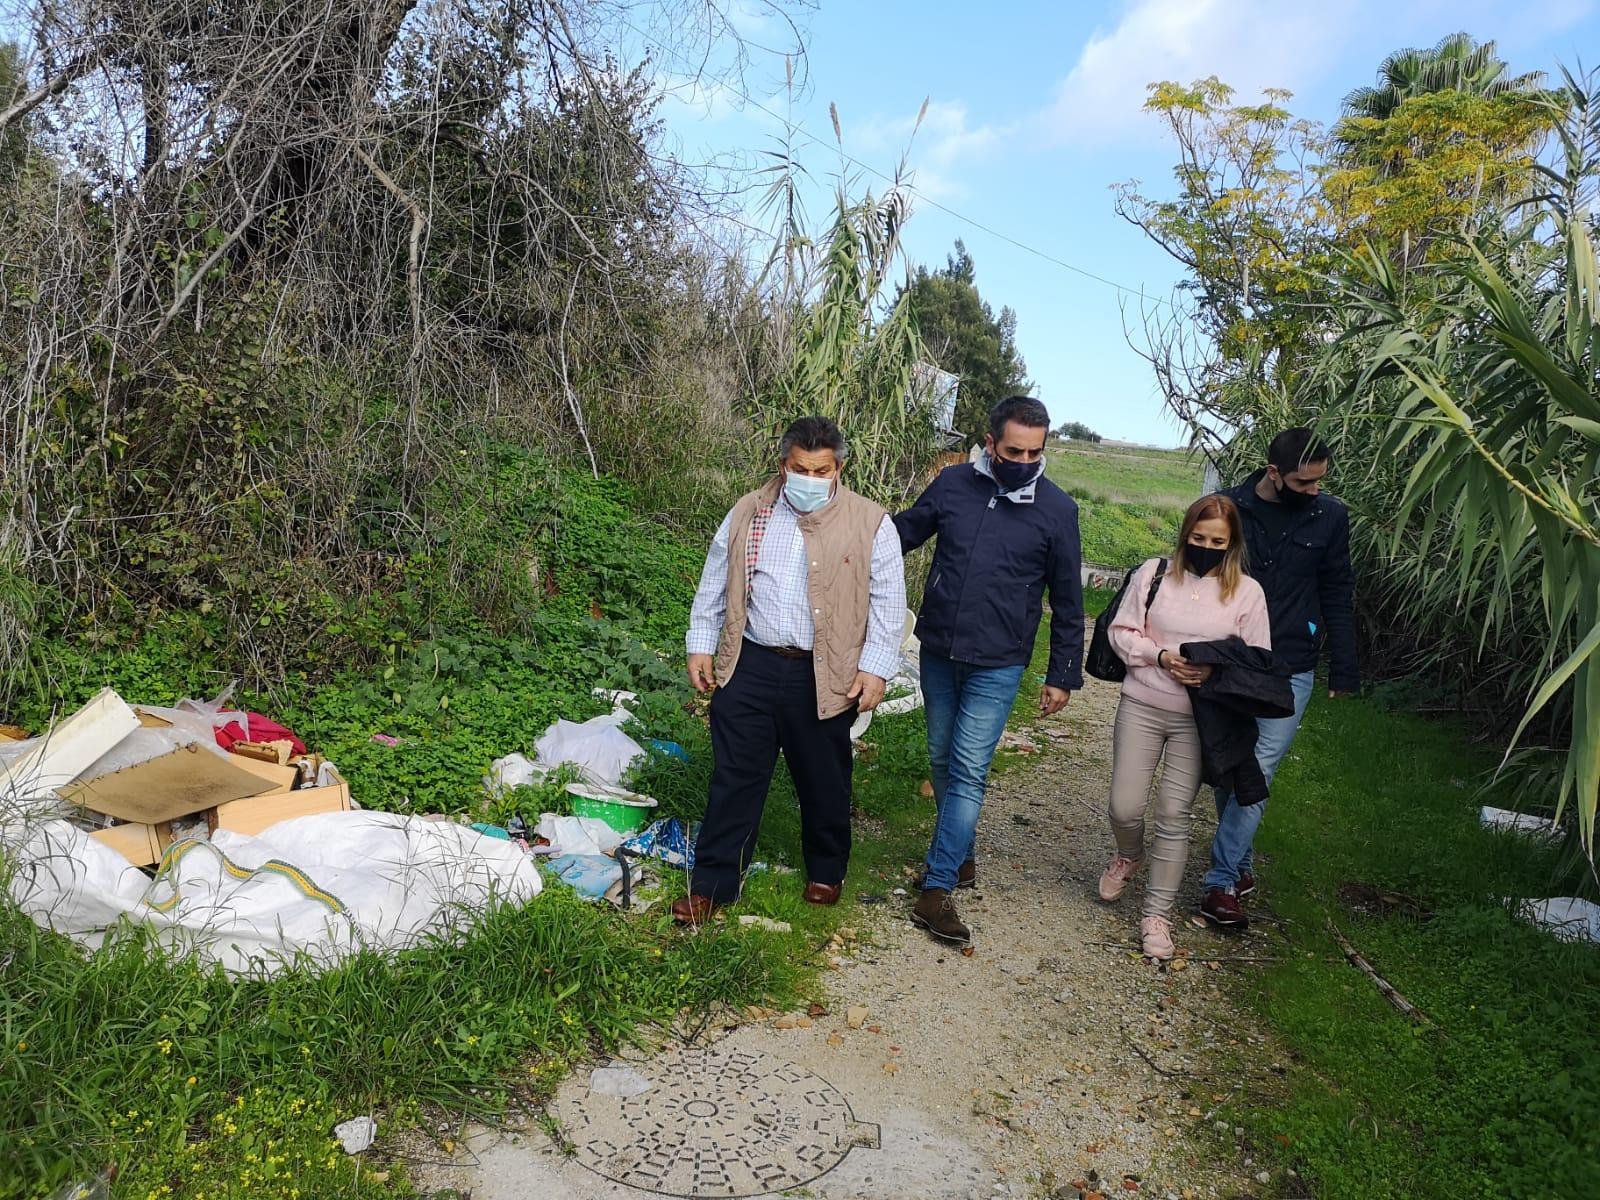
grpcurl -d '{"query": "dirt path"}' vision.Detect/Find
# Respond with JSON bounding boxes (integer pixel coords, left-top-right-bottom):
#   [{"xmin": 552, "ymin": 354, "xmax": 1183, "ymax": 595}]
[{"xmin": 408, "ymin": 677, "xmax": 1294, "ymax": 1200}]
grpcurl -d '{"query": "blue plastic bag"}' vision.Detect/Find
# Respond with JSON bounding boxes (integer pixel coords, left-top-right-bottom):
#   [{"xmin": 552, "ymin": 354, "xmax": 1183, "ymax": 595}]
[{"xmin": 622, "ymin": 817, "xmax": 698, "ymax": 870}]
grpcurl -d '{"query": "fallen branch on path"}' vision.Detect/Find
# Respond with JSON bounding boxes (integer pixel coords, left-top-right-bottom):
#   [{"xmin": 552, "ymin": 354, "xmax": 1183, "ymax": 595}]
[
  {"xmin": 1327, "ymin": 919, "xmax": 1429, "ymax": 1025},
  {"xmin": 1121, "ymin": 1031, "xmax": 1203, "ymax": 1079}
]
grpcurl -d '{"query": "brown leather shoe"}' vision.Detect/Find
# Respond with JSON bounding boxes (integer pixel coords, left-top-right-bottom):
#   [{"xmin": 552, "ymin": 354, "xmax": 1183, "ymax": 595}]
[
  {"xmin": 671, "ymin": 894, "xmax": 721, "ymax": 925},
  {"xmin": 911, "ymin": 887, "xmax": 971, "ymax": 946},
  {"xmin": 803, "ymin": 881, "xmax": 843, "ymax": 906}
]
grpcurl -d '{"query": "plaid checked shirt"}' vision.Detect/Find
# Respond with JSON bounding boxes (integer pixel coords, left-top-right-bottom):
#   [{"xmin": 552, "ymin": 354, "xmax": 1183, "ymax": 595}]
[{"xmin": 687, "ymin": 497, "xmax": 905, "ymax": 680}]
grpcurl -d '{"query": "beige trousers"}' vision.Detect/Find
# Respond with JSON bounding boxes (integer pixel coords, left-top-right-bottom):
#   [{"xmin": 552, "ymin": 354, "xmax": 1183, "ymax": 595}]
[{"xmin": 1107, "ymin": 695, "xmax": 1203, "ymax": 919}]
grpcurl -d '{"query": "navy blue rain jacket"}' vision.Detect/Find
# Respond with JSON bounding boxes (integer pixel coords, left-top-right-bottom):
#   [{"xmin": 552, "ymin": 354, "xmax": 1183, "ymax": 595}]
[
  {"xmin": 894, "ymin": 464, "xmax": 1086, "ymax": 690},
  {"xmin": 1223, "ymin": 471, "xmax": 1361, "ymax": 693}
]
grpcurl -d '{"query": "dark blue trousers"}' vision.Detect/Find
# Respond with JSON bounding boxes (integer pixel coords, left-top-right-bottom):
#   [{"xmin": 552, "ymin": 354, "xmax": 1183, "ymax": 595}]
[{"xmin": 690, "ymin": 641, "xmax": 855, "ymax": 903}]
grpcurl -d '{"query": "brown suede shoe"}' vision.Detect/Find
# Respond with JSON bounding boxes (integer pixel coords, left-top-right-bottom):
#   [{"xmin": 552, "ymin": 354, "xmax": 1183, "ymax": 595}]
[
  {"xmin": 803, "ymin": 881, "xmax": 842, "ymax": 906},
  {"xmin": 671, "ymin": 894, "xmax": 722, "ymax": 925},
  {"xmin": 911, "ymin": 887, "xmax": 971, "ymax": 946},
  {"xmin": 911, "ymin": 861, "xmax": 977, "ymax": 891}
]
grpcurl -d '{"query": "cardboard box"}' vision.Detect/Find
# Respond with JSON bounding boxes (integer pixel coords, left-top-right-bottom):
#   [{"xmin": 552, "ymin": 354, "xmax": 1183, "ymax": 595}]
[
  {"xmin": 61, "ymin": 742, "xmax": 281, "ymax": 825},
  {"xmin": 90, "ymin": 820, "xmax": 174, "ymax": 866},
  {"xmin": 230, "ymin": 740, "xmax": 293, "ymax": 766},
  {"xmin": 207, "ymin": 767, "xmax": 352, "ymax": 837},
  {"xmin": 223, "ymin": 753, "xmax": 299, "ymax": 796}
]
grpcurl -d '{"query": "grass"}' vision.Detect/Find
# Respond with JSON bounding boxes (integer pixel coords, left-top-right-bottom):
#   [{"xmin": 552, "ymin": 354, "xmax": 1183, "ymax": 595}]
[
  {"xmin": 1044, "ymin": 441, "xmax": 1204, "ymax": 568},
  {"xmin": 0, "ymin": 459, "xmax": 946, "ymax": 1198},
  {"xmin": 1048, "ymin": 441, "xmax": 1204, "ymax": 510},
  {"xmin": 1229, "ymin": 692, "xmax": 1600, "ymax": 1198},
  {"xmin": 0, "ymin": 654, "xmax": 939, "ymax": 1200}
]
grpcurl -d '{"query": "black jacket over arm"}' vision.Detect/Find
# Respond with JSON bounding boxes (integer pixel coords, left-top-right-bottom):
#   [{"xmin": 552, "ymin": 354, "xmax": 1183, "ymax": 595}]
[{"xmin": 1180, "ymin": 637, "xmax": 1296, "ymax": 806}]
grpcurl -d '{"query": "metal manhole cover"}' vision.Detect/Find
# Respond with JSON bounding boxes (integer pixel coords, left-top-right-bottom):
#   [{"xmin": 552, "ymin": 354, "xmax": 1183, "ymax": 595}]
[{"xmin": 555, "ymin": 1044, "xmax": 879, "ymax": 1197}]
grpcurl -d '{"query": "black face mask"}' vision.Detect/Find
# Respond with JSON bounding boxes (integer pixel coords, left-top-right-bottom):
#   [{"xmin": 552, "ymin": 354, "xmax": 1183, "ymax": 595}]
[
  {"xmin": 1183, "ymin": 544, "xmax": 1228, "ymax": 577},
  {"xmin": 990, "ymin": 453, "xmax": 1040, "ymax": 492},
  {"xmin": 1273, "ymin": 476, "xmax": 1317, "ymax": 510}
]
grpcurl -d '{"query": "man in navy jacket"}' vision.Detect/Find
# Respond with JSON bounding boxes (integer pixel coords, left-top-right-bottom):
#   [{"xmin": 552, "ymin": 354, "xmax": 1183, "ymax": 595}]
[
  {"xmin": 894, "ymin": 396, "xmax": 1085, "ymax": 946},
  {"xmin": 1200, "ymin": 427, "xmax": 1359, "ymax": 928}
]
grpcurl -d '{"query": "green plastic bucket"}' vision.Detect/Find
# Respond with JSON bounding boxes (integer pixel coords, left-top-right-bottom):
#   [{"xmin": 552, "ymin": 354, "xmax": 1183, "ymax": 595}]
[{"xmin": 565, "ymin": 783, "xmax": 658, "ymax": 835}]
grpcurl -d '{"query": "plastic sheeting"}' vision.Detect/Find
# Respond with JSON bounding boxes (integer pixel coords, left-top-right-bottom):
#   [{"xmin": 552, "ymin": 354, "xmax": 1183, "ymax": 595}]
[
  {"xmin": 4, "ymin": 810, "xmax": 542, "ymax": 975},
  {"xmin": 533, "ymin": 716, "xmax": 645, "ymax": 787},
  {"xmin": 532, "ymin": 812, "xmax": 625, "ymax": 858},
  {"xmin": 1512, "ymin": 896, "xmax": 1600, "ymax": 944}
]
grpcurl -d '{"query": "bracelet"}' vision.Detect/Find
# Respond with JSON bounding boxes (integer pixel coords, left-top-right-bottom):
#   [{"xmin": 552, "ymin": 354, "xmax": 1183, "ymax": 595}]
[{"xmin": 1157, "ymin": 650, "xmax": 1167, "ymax": 668}]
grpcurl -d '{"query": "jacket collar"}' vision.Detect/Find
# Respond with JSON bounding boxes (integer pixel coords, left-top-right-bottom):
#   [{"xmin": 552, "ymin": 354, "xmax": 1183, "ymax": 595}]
[
  {"xmin": 973, "ymin": 453, "xmax": 1040, "ymax": 505},
  {"xmin": 1233, "ymin": 469, "xmax": 1329, "ymax": 524}
]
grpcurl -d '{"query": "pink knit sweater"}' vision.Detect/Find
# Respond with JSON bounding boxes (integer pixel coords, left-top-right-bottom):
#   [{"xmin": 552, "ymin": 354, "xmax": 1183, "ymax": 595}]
[{"xmin": 1109, "ymin": 557, "xmax": 1273, "ymax": 714}]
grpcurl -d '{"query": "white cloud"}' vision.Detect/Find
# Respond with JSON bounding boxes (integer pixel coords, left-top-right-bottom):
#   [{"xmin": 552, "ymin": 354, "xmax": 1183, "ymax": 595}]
[
  {"xmin": 853, "ymin": 100, "xmax": 1004, "ymax": 200},
  {"xmin": 1042, "ymin": 0, "xmax": 1364, "ymax": 147}
]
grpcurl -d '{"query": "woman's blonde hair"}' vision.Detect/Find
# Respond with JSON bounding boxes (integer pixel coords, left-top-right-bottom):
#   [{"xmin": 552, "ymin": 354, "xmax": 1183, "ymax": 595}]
[{"xmin": 1170, "ymin": 493, "xmax": 1248, "ymax": 602}]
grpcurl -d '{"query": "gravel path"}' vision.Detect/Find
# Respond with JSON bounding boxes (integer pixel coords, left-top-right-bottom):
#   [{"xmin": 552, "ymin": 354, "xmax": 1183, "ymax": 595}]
[{"xmin": 407, "ymin": 675, "xmax": 1299, "ymax": 1200}]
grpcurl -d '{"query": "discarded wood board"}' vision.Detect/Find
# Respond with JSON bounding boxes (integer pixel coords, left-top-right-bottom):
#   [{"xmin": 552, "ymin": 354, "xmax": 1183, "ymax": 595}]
[
  {"xmin": 90, "ymin": 820, "xmax": 175, "ymax": 867},
  {"xmin": 207, "ymin": 768, "xmax": 353, "ymax": 837},
  {"xmin": 61, "ymin": 742, "xmax": 278, "ymax": 824},
  {"xmin": 223, "ymin": 753, "xmax": 298, "ymax": 795},
  {"xmin": 1, "ymin": 688, "xmax": 141, "ymax": 800},
  {"xmin": 230, "ymin": 740, "xmax": 294, "ymax": 766}
]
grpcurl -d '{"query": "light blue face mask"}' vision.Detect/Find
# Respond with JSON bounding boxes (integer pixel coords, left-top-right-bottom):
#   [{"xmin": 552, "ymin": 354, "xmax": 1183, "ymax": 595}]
[{"xmin": 783, "ymin": 471, "xmax": 834, "ymax": 513}]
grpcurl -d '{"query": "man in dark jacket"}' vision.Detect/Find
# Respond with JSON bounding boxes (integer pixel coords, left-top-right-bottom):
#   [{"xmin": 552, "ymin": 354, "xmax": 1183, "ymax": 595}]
[
  {"xmin": 894, "ymin": 396, "xmax": 1085, "ymax": 946},
  {"xmin": 1201, "ymin": 428, "xmax": 1359, "ymax": 927}
]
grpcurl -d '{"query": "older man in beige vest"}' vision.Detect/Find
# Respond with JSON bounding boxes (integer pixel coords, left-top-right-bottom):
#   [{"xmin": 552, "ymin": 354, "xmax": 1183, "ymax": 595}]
[{"xmin": 672, "ymin": 416, "xmax": 907, "ymax": 924}]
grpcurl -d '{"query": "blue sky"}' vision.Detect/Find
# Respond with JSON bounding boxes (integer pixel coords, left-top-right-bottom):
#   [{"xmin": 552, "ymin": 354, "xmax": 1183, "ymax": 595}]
[{"xmin": 638, "ymin": 0, "xmax": 1600, "ymax": 445}]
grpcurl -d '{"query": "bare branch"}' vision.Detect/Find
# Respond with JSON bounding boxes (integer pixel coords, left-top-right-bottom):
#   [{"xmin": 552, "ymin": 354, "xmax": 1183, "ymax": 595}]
[
  {"xmin": 0, "ymin": 49, "xmax": 104, "ymax": 134},
  {"xmin": 352, "ymin": 141, "xmax": 426, "ymax": 342}
]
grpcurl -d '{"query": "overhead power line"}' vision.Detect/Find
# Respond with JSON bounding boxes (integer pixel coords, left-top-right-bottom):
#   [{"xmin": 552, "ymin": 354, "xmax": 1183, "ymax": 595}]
[{"xmin": 629, "ymin": 24, "xmax": 1173, "ymax": 310}]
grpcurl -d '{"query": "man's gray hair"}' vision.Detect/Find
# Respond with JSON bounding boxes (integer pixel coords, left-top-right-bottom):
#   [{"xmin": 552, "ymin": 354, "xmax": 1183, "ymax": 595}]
[{"xmin": 778, "ymin": 415, "xmax": 849, "ymax": 464}]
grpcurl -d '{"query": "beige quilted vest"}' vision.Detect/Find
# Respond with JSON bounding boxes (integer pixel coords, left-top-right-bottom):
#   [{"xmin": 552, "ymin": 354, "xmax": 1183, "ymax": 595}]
[{"xmin": 713, "ymin": 476, "xmax": 888, "ymax": 719}]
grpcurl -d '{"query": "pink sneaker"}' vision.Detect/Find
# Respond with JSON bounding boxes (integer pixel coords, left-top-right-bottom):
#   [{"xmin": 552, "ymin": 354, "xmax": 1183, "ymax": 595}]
[
  {"xmin": 1097, "ymin": 853, "xmax": 1143, "ymax": 902},
  {"xmin": 1140, "ymin": 915, "xmax": 1175, "ymax": 961}
]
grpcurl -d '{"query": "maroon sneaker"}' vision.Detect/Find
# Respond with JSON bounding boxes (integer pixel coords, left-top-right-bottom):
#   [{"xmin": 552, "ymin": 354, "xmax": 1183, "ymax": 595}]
[
  {"xmin": 1236, "ymin": 870, "xmax": 1257, "ymax": 899},
  {"xmin": 1200, "ymin": 887, "xmax": 1249, "ymax": 928}
]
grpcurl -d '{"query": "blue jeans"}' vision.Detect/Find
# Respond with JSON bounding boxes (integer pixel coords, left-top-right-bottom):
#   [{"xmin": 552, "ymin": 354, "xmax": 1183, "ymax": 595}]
[
  {"xmin": 920, "ymin": 651, "xmax": 1026, "ymax": 893},
  {"xmin": 1203, "ymin": 670, "xmax": 1315, "ymax": 892}
]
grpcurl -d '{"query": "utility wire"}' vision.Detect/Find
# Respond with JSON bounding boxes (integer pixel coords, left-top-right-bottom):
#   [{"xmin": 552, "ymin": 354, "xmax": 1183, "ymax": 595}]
[{"xmin": 630, "ymin": 23, "xmax": 1174, "ymax": 310}]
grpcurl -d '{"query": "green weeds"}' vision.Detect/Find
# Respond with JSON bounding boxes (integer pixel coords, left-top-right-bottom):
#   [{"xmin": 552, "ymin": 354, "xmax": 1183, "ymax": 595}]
[
  {"xmin": 1226, "ymin": 695, "xmax": 1600, "ymax": 1198},
  {"xmin": 1045, "ymin": 443, "xmax": 1199, "ymax": 567}
]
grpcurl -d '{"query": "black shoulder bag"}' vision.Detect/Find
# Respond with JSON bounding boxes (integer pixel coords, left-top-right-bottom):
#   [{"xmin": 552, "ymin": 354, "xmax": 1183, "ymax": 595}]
[{"xmin": 1084, "ymin": 558, "xmax": 1168, "ymax": 683}]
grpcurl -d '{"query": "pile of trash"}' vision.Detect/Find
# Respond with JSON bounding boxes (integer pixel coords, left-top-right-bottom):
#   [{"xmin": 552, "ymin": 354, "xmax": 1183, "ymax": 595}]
[
  {"xmin": 0, "ymin": 626, "xmax": 924, "ymax": 968},
  {"xmin": 1, "ymin": 687, "xmax": 541, "ymax": 975}
]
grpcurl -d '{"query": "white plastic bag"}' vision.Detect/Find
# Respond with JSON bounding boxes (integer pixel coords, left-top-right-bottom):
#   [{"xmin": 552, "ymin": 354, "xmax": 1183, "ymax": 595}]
[
  {"xmin": 1512, "ymin": 896, "xmax": 1600, "ymax": 944},
  {"xmin": 533, "ymin": 812, "xmax": 624, "ymax": 858},
  {"xmin": 485, "ymin": 753, "xmax": 545, "ymax": 796},
  {"xmin": 533, "ymin": 717, "xmax": 644, "ymax": 787},
  {"xmin": 5, "ymin": 811, "xmax": 543, "ymax": 976}
]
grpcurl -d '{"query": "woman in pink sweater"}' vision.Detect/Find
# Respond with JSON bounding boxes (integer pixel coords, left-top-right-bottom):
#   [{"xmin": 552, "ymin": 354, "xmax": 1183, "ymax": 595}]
[{"xmin": 1099, "ymin": 494, "xmax": 1271, "ymax": 961}]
